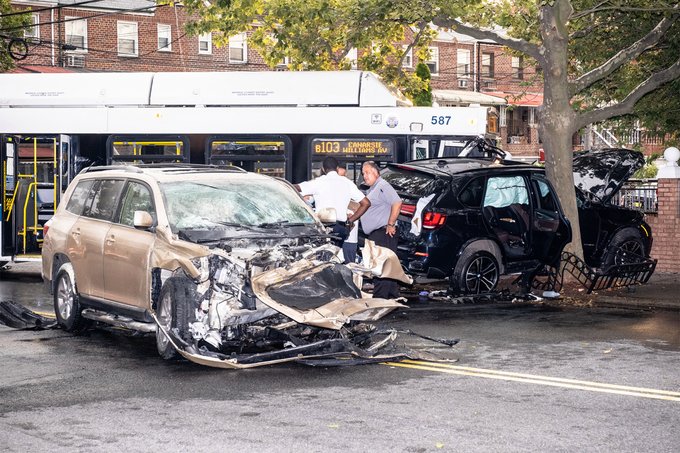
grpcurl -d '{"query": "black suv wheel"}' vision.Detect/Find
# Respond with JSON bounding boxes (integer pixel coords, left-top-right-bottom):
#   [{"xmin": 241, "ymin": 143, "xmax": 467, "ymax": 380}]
[{"xmin": 451, "ymin": 249, "xmax": 500, "ymax": 294}]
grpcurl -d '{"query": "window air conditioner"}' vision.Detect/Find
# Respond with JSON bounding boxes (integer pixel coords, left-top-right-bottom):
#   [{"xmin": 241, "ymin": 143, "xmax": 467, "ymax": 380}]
[{"xmin": 65, "ymin": 54, "xmax": 85, "ymax": 68}]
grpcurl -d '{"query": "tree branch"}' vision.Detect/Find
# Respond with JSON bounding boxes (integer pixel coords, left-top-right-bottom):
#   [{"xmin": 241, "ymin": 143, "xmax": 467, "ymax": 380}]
[
  {"xmin": 575, "ymin": 58, "xmax": 680, "ymax": 128},
  {"xmin": 432, "ymin": 17, "xmax": 542, "ymax": 62},
  {"xmin": 571, "ymin": 5, "xmax": 679, "ymax": 94},
  {"xmin": 572, "ymin": 3, "xmax": 678, "ymax": 20},
  {"xmin": 395, "ymin": 21, "xmax": 428, "ymax": 77}
]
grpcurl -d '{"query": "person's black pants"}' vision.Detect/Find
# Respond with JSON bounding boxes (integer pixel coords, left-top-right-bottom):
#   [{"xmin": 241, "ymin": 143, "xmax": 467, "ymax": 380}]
[{"xmin": 368, "ymin": 227, "xmax": 400, "ymax": 299}]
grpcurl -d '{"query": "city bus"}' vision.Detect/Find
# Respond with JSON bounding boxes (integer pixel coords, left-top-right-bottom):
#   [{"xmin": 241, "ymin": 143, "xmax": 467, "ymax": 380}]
[{"xmin": 0, "ymin": 70, "xmax": 492, "ymax": 265}]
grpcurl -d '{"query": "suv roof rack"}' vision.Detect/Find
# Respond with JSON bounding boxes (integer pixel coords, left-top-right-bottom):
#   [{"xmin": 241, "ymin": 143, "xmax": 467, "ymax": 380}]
[{"xmin": 80, "ymin": 163, "xmax": 247, "ymax": 174}]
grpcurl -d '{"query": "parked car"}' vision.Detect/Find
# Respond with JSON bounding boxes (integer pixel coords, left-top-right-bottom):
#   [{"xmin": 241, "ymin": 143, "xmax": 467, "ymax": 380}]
[
  {"xmin": 573, "ymin": 148, "xmax": 653, "ymax": 267},
  {"xmin": 41, "ymin": 165, "xmax": 414, "ymax": 368},
  {"xmin": 384, "ymin": 158, "xmax": 572, "ymax": 294}
]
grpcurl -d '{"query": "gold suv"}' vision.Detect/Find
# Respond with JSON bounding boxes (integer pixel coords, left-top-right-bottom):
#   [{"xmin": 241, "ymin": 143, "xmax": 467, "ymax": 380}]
[{"xmin": 42, "ymin": 165, "xmax": 410, "ymax": 368}]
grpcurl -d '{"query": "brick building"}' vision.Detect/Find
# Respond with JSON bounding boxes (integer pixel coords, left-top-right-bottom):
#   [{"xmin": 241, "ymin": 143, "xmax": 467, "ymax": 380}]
[
  {"xmin": 9, "ymin": 1, "xmax": 544, "ymax": 157},
  {"xmin": 10, "ymin": 0, "xmax": 270, "ymax": 72}
]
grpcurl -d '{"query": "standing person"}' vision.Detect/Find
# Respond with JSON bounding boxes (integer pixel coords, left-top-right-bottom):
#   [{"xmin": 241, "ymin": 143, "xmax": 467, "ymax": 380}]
[
  {"xmin": 337, "ymin": 162, "xmax": 359, "ymax": 264},
  {"xmin": 295, "ymin": 156, "xmax": 370, "ymax": 261},
  {"xmin": 360, "ymin": 161, "xmax": 403, "ymax": 299}
]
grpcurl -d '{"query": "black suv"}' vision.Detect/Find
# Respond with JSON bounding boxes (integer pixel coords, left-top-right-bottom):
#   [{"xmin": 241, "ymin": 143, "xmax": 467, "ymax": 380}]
[
  {"xmin": 573, "ymin": 149, "xmax": 653, "ymax": 268},
  {"xmin": 384, "ymin": 158, "xmax": 572, "ymax": 294}
]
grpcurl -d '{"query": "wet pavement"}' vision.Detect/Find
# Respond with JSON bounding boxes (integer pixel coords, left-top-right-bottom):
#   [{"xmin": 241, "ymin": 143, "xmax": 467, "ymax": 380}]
[{"xmin": 1, "ymin": 262, "xmax": 679, "ymax": 451}]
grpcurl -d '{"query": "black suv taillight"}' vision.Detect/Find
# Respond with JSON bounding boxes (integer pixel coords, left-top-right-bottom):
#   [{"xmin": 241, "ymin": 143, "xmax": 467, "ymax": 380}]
[
  {"xmin": 422, "ymin": 212, "xmax": 447, "ymax": 229},
  {"xmin": 400, "ymin": 203, "xmax": 416, "ymax": 217}
]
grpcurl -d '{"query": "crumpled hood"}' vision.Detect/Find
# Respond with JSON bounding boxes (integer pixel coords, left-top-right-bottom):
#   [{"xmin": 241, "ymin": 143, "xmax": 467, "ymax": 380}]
[
  {"xmin": 573, "ymin": 149, "xmax": 644, "ymax": 204},
  {"xmin": 250, "ymin": 259, "xmax": 405, "ymax": 330}
]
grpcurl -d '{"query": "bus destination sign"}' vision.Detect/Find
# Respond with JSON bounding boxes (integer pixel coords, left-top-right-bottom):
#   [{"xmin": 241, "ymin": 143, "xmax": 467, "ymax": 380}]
[{"xmin": 312, "ymin": 138, "xmax": 394, "ymax": 156}]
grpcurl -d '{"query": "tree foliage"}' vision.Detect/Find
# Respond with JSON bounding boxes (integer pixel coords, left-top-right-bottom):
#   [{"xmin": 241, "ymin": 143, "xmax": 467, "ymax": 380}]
[
  {"xmin": 0, "ymin": 0, "xmax": 31, "ymax": 72},
  {"xmin": 411, "ymin": 62, "xmax": 432, "ymax": 106},
  {"xmin": 183, "ymin": 0, "xmax": 477, "ymax": 103}
]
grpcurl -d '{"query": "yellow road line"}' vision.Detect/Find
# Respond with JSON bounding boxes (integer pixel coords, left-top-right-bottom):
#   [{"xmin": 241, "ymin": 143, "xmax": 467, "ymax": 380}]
[
  {"xmin": 384, "ymin": 361, "xmax": 680, "ymax": 402},
  {"xmin": 402, "ymin": 360, "xmax": 680, "ymax": 396}
]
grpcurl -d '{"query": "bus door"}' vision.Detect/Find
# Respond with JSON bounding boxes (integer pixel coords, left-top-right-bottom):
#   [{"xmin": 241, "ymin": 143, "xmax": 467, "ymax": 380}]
[
  {"xmin": 106, "ymin": 135, "xmax": 190, "ymax": 165},
  {"xmin": 308, "ymin": 137, "xmax": 397, "ymax": 185},
  {"xmin": 2, "ymin": 135, "xmax": 63, "ymax": 257},
  {"xmin": 1, "ymin": 135, "xmax": 18, "ymax": 257},
  {"xmin": 206, "ymin": 136, "xmax": 292, "ymax": 180}
]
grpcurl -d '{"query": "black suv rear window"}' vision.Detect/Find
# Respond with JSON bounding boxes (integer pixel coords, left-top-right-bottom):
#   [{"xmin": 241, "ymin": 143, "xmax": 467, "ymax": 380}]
[{"xmin": 382, "ymin": 167, "xmax": 437, "ymax": 198}]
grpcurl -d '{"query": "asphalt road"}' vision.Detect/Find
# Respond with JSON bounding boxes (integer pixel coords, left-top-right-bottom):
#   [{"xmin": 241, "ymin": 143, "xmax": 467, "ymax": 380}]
[{"xmin": 1, "ymin": 263, "xmax": 679, "ymax": 452}]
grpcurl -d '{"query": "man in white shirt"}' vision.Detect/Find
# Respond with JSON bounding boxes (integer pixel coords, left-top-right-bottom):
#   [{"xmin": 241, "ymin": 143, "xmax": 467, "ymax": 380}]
[
  {"xmin": 295, "ymin": 157, "xmax": 370, "ymax": 263},
  {"xmin": 337, "ymin": 162, "xmax": 360, "ymax": 264}
]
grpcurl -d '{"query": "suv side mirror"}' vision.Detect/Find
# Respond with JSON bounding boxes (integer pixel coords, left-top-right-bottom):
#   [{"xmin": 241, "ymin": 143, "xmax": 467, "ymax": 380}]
[{"xmin": 133, "ymin": 210, "xmax": 154, "ymax": 230}]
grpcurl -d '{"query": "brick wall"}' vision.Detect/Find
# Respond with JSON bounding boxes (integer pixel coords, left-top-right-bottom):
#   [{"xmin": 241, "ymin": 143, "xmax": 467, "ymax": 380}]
[
  {"xmin": 12, "ymin": 3, "xmax": 269, "ymax": 72},
  {"xmin": 644, "ymin": 179, "xmax": 680, "ymax": 272}
]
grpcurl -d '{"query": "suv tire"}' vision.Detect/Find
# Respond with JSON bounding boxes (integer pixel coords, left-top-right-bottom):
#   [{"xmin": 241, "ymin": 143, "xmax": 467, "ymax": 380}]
[
  {"xmin": 451, "ymin": 249, "xmax": 499, "ymax": 295},
  {"xmin": 156, "ymin": 277, "xmax": 194, "ymax": 360},
  {"xmin": 604, "ymin": 228, "xmax": 645, "ymax": 267},
  {"xmin": 53, "ymin": 263, "xmax": 88, "ymax": 332}
]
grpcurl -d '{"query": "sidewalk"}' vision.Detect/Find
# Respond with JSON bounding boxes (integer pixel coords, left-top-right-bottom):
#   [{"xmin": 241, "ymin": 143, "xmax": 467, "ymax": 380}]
[{"xmin": 565, "ymin": 272, "xmax": 680, "ymax": 311}]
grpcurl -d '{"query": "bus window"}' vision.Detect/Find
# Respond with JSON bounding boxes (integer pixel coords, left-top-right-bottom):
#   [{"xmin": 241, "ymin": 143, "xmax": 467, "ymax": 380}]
[
  {"xmin": 107, "ymin": 135, "xmax": 189, "ymax": 164},
  {"xmin": 17, "ymin": 137, "xmax": 57, "ymax": 184},
  {"xmin": 207, "ymin": 138, "xmax": 290, "ymax": 179}
]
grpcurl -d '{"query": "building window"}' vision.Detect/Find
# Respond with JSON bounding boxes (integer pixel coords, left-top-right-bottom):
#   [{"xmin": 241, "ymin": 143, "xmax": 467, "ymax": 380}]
[
  {"xmin": 512, "ymin": 56, "xmax": 524, "ymax": 80},
  {"xmin": 24, "ymin": 13, "xmax": 39, "ymax": 41},
  {"xmin": 229, "ymin": 32, "xmax": 247, "ymax": 63},
  {"xmin": 117, "ymin": 21, "xmax": 138, "ymax": 57},
  {"xmin": 65, "ymin": 18, "xmax": 87, "ymax": 52},
  {"xmin": 425, "ymin": 46, "xmax": 439, "ymax": 75},
  {"xmin": 457, "ymin": 49, "xmax": 471, "ymax": 78},
  {"xmin": 277, "ymin": 56, "xmax": 291, "ymax": 69},
  {"xmin": 346, "ymin": 47, "xmax": 358, "ymax": 69},
  {"xmin": 402, "ymin": 46, "xmax": 413, "ymax": 69},
  {"xmin": 199, "ymin": 33, "xmax": 212, "ymax": 54},
  {"xmin": 157, "ymin": 24, "xmax": 171, "ymax": 52},
  {"xmin": 481, "ymin": 52, "xmax": 494, "ymax": 78}
]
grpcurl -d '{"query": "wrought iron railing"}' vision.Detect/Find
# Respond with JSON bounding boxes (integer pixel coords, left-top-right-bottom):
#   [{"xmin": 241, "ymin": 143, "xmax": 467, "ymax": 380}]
[{"xmin": 611, "ymin": 179, "xmax": 658, "ymax": 213}]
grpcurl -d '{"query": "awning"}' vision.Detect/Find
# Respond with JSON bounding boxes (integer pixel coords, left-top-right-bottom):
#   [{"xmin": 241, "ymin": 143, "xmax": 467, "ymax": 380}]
[
  {"xmin": 10, "ymin": 65, "xmax": 78, "ymax": 74},
  {"xmin": 482, "ymin": 91, "xmax": 543, "ymax": 107},
  {"xmin": 433, "ymin": 89, "xmax": 507, "ymax": 106}
]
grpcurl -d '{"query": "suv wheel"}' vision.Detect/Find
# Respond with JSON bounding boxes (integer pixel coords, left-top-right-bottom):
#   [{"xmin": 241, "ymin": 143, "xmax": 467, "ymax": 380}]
[
  {"xmin": 54, "ymin": 263, "xmax": 88, "ymax": 332},
  {"xmin": 605, "ymin": 228, "xmax": 645, "ymax": 266},
  {"xmin": 451, "ymin": 250, "xmax": 499, "ymax": 294},
  {"xmin": 155, "ymin": 277, "xmax": 193, "ymax": 360}
]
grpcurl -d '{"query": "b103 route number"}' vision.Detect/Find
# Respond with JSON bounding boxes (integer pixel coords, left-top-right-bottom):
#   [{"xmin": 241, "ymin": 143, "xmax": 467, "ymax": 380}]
[{"xmin": 431, "ymin": 115, "xmax": 452, "ymax": 125}]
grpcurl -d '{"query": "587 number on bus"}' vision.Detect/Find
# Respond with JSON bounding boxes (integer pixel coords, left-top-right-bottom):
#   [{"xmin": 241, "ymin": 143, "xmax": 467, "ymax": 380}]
[{"xmin": 431, "ymin": 115, "xmax": 452, "ymax": 125}]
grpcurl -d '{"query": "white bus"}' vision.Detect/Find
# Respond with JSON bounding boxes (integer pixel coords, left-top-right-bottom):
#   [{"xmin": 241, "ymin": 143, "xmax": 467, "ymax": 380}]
[{"xmin": 0, "ymin": 70, "xmax": 492, "ymax": 265}]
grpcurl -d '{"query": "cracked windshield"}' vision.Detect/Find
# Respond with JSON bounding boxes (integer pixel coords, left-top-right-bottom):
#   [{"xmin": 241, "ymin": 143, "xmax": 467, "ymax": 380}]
[{"xmin": 161, "ymin": 178, "xmax": 315, "ymax": 238}]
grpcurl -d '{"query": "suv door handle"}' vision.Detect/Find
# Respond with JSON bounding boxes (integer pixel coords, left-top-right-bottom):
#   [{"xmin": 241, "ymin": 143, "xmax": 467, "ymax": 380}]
[
  {"xmin": 71, "ymin": 228, "xmax": 80, "ymax": 237},
  {"xmin": 106, "ymin": 235, "xmax": 115, "ymax": 245}
]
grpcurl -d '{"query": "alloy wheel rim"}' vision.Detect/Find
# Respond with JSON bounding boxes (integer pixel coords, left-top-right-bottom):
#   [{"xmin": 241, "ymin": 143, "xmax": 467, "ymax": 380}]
[
  {"xmin": 464, "ymin": 256, "xmax": 498, "ymax": 294},
  {"xmin": 615, "ymin": 240, "xmax": 643, "ymax": 265},
  {"xmin": 56, "ymin": 275, "xmax": 73, "ymax": 321}
]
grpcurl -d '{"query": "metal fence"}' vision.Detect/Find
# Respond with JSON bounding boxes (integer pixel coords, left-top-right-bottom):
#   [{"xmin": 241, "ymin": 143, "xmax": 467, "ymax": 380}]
[{"xmin": 611, "ymin": 179, "xmax": 658, "ymax": 213}]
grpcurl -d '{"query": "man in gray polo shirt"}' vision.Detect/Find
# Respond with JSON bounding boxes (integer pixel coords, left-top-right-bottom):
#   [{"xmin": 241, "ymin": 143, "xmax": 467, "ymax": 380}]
[{"xmin": 361, "ymin": 161, "xmax": 403, "ymax": 299}]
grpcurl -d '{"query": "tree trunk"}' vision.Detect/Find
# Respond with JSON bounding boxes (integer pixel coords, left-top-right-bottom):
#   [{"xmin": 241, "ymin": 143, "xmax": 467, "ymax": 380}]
[
  {"xmin": 537, "ymin": 0, "xmax": 585, "ymax": 260},
  {"xmin": 539, "ymin": 111, "xmax": 584, "ymax": 259}
]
